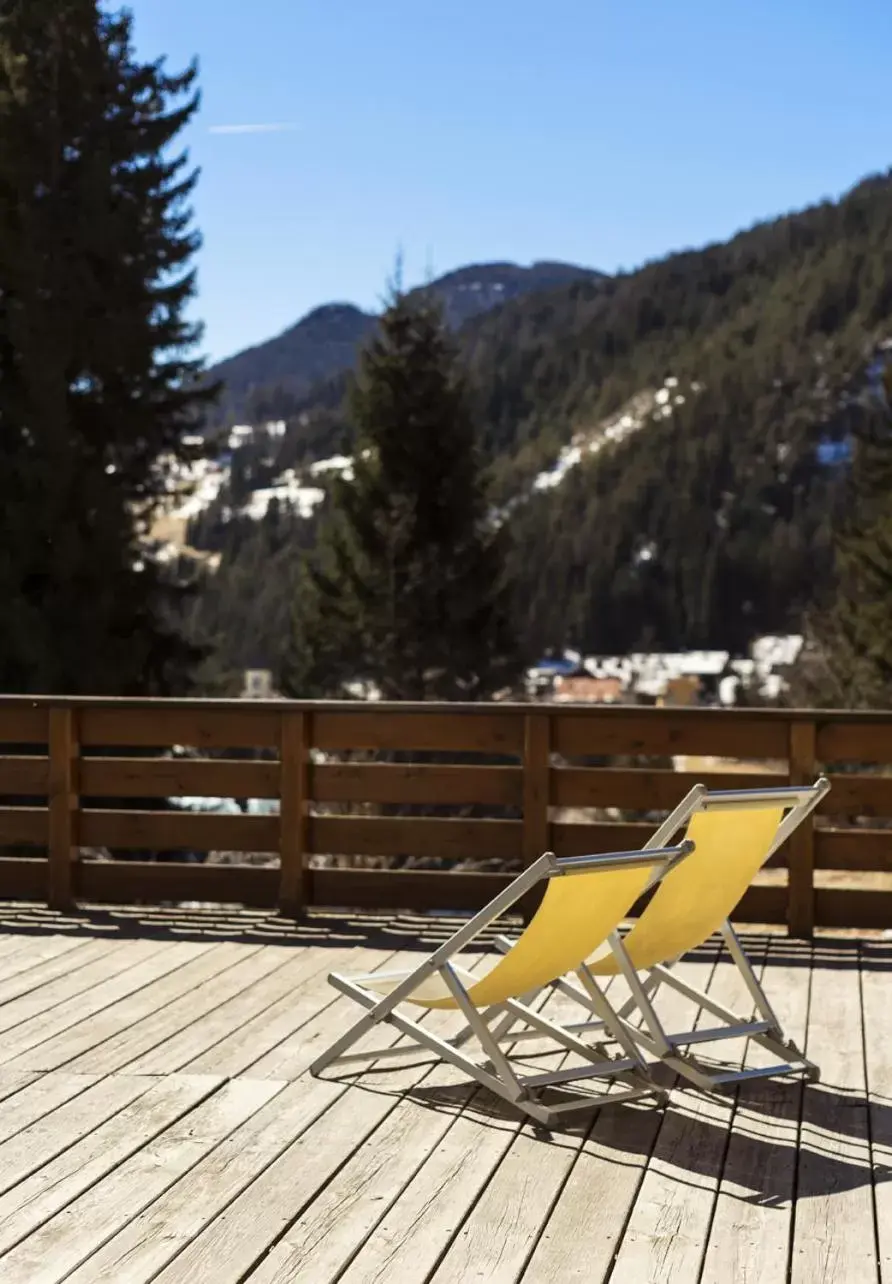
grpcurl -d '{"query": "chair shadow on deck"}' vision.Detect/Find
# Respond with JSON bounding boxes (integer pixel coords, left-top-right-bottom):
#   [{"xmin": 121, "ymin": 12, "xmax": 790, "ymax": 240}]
[{"xmin": 390, "ymin": 1070, "xmax": 892, "ymax": 1205}]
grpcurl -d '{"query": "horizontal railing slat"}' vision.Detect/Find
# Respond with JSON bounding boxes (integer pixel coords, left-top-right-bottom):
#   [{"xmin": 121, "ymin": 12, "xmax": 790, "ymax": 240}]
[
  {"xmin": 79, "ymin": 706, "xmax": 280, "ymax": 750},
  {"xmin": 313, "ymin": 711, "xmax": 524, "ymax": 754},
  {"xmin": 308, "ymin": 815, "xmax": 522, "ymax": 861},
  {"xmin": 76, "ymin": 860, "xmax": 279, "ymax": 907},
  {"xmin": 552, "ymin": 711, "xmax": 789, "ymax": 759},
  {"xmin": 0, "ymin": 807, "xmax": 47, "ymax": 844},
  {"xmin": 0, "ymin": 756, "xmax": 50, "ymax": 795},
  {"xmin": 78, "ymin": 809, "xmax": 279, "ymax": 853},
  {"xmin": 79, "ymin": 757, "xmax": 280, "ymax": 800},
  {"xmin": 312, "ymin": 762, "xmax": 522, "ymax": 806}
]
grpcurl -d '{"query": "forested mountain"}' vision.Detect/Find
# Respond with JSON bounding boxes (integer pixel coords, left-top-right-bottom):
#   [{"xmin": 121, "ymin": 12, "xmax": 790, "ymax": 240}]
[
  {"xmin": 185, "ymin": 172, "xmax": 892, "ymax": 687},
  {"xmin": 204, "ymin": 260, "xmax": 603, "ymax": 429}
]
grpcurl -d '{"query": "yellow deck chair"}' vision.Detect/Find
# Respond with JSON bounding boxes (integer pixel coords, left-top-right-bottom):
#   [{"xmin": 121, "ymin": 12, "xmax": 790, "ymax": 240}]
[
  {"xmin": 507, "ymin": 779, "xmax": 830, "ymax": 1092},
  {"xmin": 310, "ymin": 840, "xmax": 693, "ymax": 1126}
]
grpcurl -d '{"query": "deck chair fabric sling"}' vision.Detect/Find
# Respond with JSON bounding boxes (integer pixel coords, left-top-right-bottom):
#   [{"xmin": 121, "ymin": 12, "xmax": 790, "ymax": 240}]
[
  {"xmin": 310, "ymin": 839, "xmax": 694, "ymax": 1127},
  {"xmin": 524, "ymin": 778, "xmax": 830, "ymax": 1093}
]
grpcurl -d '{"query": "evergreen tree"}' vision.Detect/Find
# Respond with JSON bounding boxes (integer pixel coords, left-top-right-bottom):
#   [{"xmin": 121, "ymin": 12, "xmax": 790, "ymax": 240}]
[
  {"xmin": 799, "ymin": 367, "xmax": 892, "ymax": 707},
  {"xmin": 282, "ymin": 285, "xmax": 520, "ymax": 700},
  {"xmin": 0, "ymin": 1, "xmax": 215, "ymax": 694}
]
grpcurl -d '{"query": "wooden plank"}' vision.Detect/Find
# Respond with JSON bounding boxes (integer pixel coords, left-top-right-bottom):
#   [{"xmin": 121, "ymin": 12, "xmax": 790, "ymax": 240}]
[
  {"xmin": 0, "ymin": 1075, "xmax": 220, "ymax": 1260},
  {"xmin": 312, "ymin": 761, "xmax": 522, "ymax": 806},
  {"xmin": 790, "ymin": 941, "xmax": 877, "ymax": 1284},
  {"xmin": 519, "ymin": 1107, "xmax": 664, "ymax": 1284},
  {"xmin": 47, "ymin": 708, "xmax": 78, "ymax": 910},
  {"xmin": 0, "ymin": 757, "xmax": 49, "ymax": 796},
  {"xmin": 60, "ymin": 943, "xmax": 275, "ymax": 1074},
  {"xmin": 0, "ymin": 937, "xmax": 126, "ymax": 1007},
  {"xmin": 447, "ymin": 949, "xmax": 721, "ymax": 1284},
  {"xmin": 236, "ymin": 944, "xmax": 402, "ymax": 1082},
  {"xmin": 309, "ymin": 814, "xmax": 521, "ymax": 861},
  {"xmin": 79, "ymin": 705, "xmax": 280, "ymax": 750},
  {"xmin": 0, "ymin": 706, "xmax": 49, "ymax": 745},
  {"xmin": 552, "ymin": 765, "xmax": 783, "ymax": 809},
  {"xmin": 0, "ymin": 935, "xmax": 38, "ymax": 962},
  {"xmin": 101, "ymin": 946, "xmax": 304, "ymax": 1076},
  {"xmin": 0, "ymin": 858, "xmax": 47, "ymax": 899},
  {"xmin": 0, "ymin": 939, "xmax": 152, "ymax": 1037},
  {"xmin": 814, "ymin": 887, "xmax": 892, "ymax": 930},
  {"xmin": 521, "ymin": 712, "xmax": 551, "ymax": 918},
  {"xmin": 551, "ymin": 820, "xmax": 655, "ymax": 856},
  {"xmin": 245, "ymin": 1074, "xmax": 486, "ymax": 1283},
  {"xmin": 337, "ymin": 972, "xmax": 603, "ymax": 1284},
  {"xmin": 817, "ymin": 718, "xmax": 892, "ymax": 763},
  {"xmin": 180, "ymin": 945, "xmax": 389, "ymax": 1079},
  {"xmin": 552, "ymin": 709, "xmax": 789, "ymax": 760},
  {"xmin": 143, "ymin": 952, "xmax": 485, "ymax": 1284},
  {"xmin": 816, "ymin": 828, "xmax": 892, "ymax": 870},
  {"xmin": 700, "ymin": 935, "xmax": 813, "ymax": 1284},
  {"xmin": 79, "ymin": 756, "xmax": 280, "ymax": 800},
  {"xmin": 313, "ymin": 710, "xmax": 524, "ymax": 754},
  {"xmin": 787, "ymin": 719, "xmax": 817, "ymax": 938},
  {"xmin": 2, "ymin": 942, "xmax": 245, "ymax": 1072},
  {"xmin": 523, "ymin": 713, "xmax": 551, "ymax": 866},
  {"xmin": 429, "ymin": 1116, "xmax": 590, "ymax": 1284},
  {"xmin": 0, "ymin": 1071, "xmax": 40, "ymax": 1106},
  {"xmin": 63, "ymin": 1077, "xmax": 349, "ymax": 1284},
  {"xmin": 78, "ymin": 808, "xmax": 279, "ymax": 853},
  {"xmin": 0, "ymin": 809, "xmax": 47, "ymax": 844},
  {"xmin": 278, "ymin": 711, "xmax": 308, "ymax": 917},
  {"xmin": 860, "ymin": 939, "xmax": 891, "ymax": 1283},
  {"xmin": 0, "ymin": 1074, "xmax": 149, "ymax": 1199},
  {"xmin": 0, "ymin": 940, "xmax": 193, "ymax": 1065},
  {"xmin": 821, "ymin": 772, "xmax": 892, "ymax": 816},
  {"xmin": 76, "ymin": 860, "xmax": 279, "ymax": 907},
  {"xmin": 337, "ymin": 1101, "xmax": 517, "ymax": 1284},
  {"xmin": 72, "ymin": 982, "xmax": 484, "ymax": 1284},
  {"xmin": 602, "ymin": 942, "xmax": 741, "ymax": 1284},
  {"xmin": 0, "ymin": 1077, "xmax": 285, "ymax": 1284},
  {"xmin": 0, "ymin": 1073, "xmax": 102, "ymax": 1148},
  {"xmin": 308, "ymin": 866, "xmax": 514, "ymax": 912}
]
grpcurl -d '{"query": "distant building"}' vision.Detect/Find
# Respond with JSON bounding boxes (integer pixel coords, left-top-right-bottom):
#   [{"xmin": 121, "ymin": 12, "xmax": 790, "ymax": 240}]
[
  {"xmin": 553, "ymin": 676, "xmax": 624, "ymax": 703},
  {"xmin": 242, "ymin": 669, "xmax": 274, "ymax": 699}
]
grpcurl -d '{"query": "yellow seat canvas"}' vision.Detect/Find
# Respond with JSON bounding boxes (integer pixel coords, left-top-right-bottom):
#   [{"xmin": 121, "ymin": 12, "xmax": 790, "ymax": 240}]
[
  {"xmin": 310, "ymin": 840, "xmax": 693, "ymax": 1127},
  {"xmin": 503, "ymin": 779, "xmax": 830, "ymax": 1092}
]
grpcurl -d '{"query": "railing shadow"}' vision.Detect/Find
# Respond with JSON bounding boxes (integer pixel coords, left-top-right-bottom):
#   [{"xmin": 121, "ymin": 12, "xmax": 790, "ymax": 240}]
[{"xmin": 0, "ymin": 902, "xmax": 527, "ymax": 949}]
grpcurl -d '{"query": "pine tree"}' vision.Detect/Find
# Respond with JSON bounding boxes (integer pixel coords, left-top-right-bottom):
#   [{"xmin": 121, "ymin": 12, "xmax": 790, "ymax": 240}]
[
  {"xmin": 282, "ymin": 284, "xmax": 520, "ymax": 700},
  {"xmin": 0, "ymin": 1, "xmax": 215, "ymax": 694},
  {"xmin": 800, "ymin": 366, "xmax": 892, "ymax": 707}
]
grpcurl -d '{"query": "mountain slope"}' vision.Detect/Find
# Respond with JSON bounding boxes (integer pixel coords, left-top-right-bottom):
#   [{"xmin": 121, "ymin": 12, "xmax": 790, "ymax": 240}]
[
  {"xmin": 205, "ymin": 260, "xmax": 604, "ymax": 428},
  {"xmin": 185, "ymin": 171, "xmax": 892, "ymax": 683}
]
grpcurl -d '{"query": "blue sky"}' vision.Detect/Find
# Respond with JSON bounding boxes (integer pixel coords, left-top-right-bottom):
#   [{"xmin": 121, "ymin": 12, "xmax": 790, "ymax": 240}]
[{"xmin": 132, "ymin": 0, "xmax": 892, "ymax": 363}]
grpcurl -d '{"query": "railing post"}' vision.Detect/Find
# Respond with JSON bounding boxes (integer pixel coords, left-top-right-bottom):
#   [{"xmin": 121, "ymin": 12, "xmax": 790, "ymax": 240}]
[
  {"xmin": 787, "ymin": 718, "xmax": 817, "ymax": 939},
  {"xmin": 279, "ymin": 710, "xmax": 309, "ymax": 919},
  {"xmin": 521, "ymin": 712, "xmax": 551, "ymax": 919},
  {"xmin": 48, "ymin": 706, "xmax": 78, "ymax": 910}
]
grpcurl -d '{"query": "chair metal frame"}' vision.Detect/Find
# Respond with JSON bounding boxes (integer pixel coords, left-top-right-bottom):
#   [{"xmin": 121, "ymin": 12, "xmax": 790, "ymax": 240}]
[
  {"xmin": 310, "ymin": 841, "xmax": 694, "ymax": 1126},
  {"xmin": 491, "ymin": 779, "xmax": 830, "ymax": 1094}
]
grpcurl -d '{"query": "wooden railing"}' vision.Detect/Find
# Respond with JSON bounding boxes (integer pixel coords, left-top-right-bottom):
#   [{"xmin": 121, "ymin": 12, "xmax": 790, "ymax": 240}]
[{"xmin": 0, "ymin": 696, "xmax": 890, "ymax": 936}]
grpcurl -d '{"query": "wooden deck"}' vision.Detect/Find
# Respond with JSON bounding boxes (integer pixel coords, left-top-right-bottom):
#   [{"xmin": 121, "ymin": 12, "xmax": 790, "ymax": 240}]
[{"xmin": 0, "ymin": 903, "xmax": 886, "ymax": 1283}]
